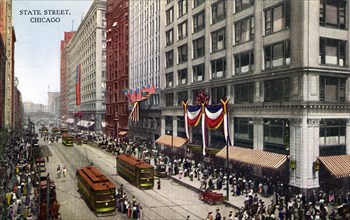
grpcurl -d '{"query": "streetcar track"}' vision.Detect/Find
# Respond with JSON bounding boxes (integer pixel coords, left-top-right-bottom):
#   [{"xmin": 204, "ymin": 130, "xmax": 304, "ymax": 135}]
[
  {"xmin": 48, "ymin": 142, "xmax": 160, "ymax": 220},
  {"xmin": 86, "ymin": 146, "xmax": 206, "ymax": 220},
  {"xmin": 45, "ymin": 141, "xmax": 206, "ymax": 220},
  {"xmin": 141, "ymin": 186, "xmax": 205, "ymax": 220}
]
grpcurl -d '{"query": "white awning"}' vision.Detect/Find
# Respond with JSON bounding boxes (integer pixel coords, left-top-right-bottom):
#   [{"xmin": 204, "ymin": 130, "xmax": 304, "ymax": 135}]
[
  {"xmin": 65, "ymin": 118, "xmax": 74, "ymax": 124},
  {"xmin": 77, "ymin": 120, "xmax": 94, "ymax": 127}
]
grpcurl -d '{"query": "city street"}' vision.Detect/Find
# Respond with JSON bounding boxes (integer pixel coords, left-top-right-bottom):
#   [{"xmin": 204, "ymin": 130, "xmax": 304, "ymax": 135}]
[{"xmin": 39, "ymin": 137, "xmax": 237, "ymax": 219}]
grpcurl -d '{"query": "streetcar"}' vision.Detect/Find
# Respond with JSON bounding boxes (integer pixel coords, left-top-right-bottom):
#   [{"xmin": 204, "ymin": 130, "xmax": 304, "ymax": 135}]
[
  {"xmin": 61, "ymin": 133, "xmax": 74, "ymax": 146},
  {"xmin": 60, "ymin": 128, "xmax": 68, "ymax": 134},
  {"xmin": 116, "ymin": 154, "xmax": 154, "ymax": 189},
  {"xmin": 76, "ymin": 166, "xmax": 116, "ymax": 214},
  {"xmin": 51, "ymin": 127, "xmax": 60, "ymax": 134}
]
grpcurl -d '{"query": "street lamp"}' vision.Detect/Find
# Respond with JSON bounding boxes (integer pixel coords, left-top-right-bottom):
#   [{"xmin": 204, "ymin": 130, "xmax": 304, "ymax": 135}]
[
  {"xmin": 167, "ymin": 130, "xmax": 174, "ymax": 157},
  {"xmin": 114, "ymin": 113, "xmax": 119, "ymax": 143}
]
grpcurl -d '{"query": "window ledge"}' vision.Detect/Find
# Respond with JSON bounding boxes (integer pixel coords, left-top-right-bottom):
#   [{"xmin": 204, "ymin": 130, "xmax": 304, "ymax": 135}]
[
  {"xmin": 211, "ymin": 49, "xmax": 225, "ymax": 54},
  {"xmin": 319, "ymin": 63, "xmax": 348, "ymax": 68},
  {"xmin": 263, "ymin": 28, "xmax": 290, "ymax": 37}
]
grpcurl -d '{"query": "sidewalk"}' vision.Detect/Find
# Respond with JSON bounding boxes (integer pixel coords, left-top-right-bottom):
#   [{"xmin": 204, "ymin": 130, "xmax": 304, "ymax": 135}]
[{"xmin": 167, "ymin": 173, "xmax": 273, "ymax": 210}]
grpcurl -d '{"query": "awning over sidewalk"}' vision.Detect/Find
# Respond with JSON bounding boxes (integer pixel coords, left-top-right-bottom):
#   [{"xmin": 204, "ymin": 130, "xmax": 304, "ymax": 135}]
[
  {"xmin": 119, "ymin": 131, "xmax": 128, "ymax": 136},
  {"xmin": 318, "ymin": 155, "xmax": 350, "ymax": 178},
  {"xmin": 77, "ymin": 120, "xmax": 95, "ymax": 127},
  {"xmin": 216, "ymin": 146, "xmax": 287, "ymax": 170},
  {"xmin": 155, "ymin": 135, "xmax": 188, "ymax": 148},
  {"xmin": 65, "ymin": 118, "xmax": 74, "ymax": 124}
]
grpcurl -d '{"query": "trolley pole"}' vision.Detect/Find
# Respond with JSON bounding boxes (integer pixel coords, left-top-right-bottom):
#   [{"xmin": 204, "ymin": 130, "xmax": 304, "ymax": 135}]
[{"xmin": 47, "ymin": 175, "xmax": 50, "ymax": 219}]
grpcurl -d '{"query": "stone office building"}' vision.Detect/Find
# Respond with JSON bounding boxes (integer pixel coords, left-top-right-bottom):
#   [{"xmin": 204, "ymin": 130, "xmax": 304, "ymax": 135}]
[{"xmin": 160, "ymin": 0, "xmax": 350, "ymax": 192}]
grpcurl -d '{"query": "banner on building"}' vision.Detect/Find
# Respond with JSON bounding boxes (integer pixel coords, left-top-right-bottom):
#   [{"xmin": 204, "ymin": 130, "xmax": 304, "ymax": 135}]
[
  {"xmin": 75, "ymin": 63, "xmax": 81, "ymax": 106},
  {"xmin": 184, "ymin": 97, "xmax": 231, "ymax": 156}
]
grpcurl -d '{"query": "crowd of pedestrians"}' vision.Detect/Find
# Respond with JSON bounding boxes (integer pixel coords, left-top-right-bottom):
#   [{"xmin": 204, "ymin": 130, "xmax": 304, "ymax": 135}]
[
  {"xmin": 152, "ymin": 151, "xmax": 350, "ymax": 219},
  {"xmin": 59, "ymin": 129, "xmax": 350, "ymax": 219},
  {"xmin": 115, "ymin": 184, "xmax": 143, "ymax": 219},
  {"xmin": 0, "ymin": 130, "xmax": 40, "ymax": 220}
]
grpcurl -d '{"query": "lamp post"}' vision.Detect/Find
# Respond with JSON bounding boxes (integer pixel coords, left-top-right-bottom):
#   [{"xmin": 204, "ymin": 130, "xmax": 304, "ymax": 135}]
[
  {"xmin": 114, "ymin": 113, "xmax": 119, "ymax": 143},
  {"xmin": 167, "ymin": 130, "xmax": 174, "ymax": 157}
]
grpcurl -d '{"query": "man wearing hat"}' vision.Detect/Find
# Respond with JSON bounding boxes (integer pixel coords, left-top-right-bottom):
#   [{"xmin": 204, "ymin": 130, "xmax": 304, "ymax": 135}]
[
  {"xmin": 215, "ymin": 208, "xmax": 221, "ymax": 220},
  {"xmin": 228, "ymin": 211, "xmax": 233, "ymax": 220}
]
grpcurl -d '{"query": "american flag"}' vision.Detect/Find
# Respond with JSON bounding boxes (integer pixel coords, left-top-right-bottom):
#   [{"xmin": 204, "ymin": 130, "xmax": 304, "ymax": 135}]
[{"xmin": 129, "ymin": 102, "xmax": 139, "ymax": 122}]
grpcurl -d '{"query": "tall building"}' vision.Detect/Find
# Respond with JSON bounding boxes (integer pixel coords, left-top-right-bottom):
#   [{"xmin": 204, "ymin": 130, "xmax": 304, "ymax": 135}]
[
  {"xmin": 0, "ymin": 0, "xmax": 5, "ymax": 129},
  {"xmin": 13, "ymin": 85, "xmax": 22, "ymax": 130},
  {"xmin": 54, "ymin": 95, "xmax": 60, "ymax": 117},
  {"xmin": 60, "ymin": 31, "xmax": 74, "ymax": 119},
  {"xmin": 23, "ymin": 101, "xmax": 34, "ymax": 113},
  {"xmin": 105, "ymin": 0, "xmax": 129, "ymax": 138},
  {"xmin": 47, "ymin": 92, "xmax": 60, "ymax": 116},
  {"xmin": 0, "ymin": 0, "xmax": 14, "ymax": 130},
  {"xmin": 127, "ymin": 0, "xmax": 164, "ymax": 142},
  {"xmin": 33, "ymin": 104, "xmax": 46, "ymax": 113},
  {"xmin": 67, "ymin": 0, "xmax": 106, "ymax": 131},
  {"xmin": 160, "ymin": 0, "xmax": 350, "ymax": 192},
  {"xmin": 0, "ymin": 33, "xmax": 5, "ymax": 128}
]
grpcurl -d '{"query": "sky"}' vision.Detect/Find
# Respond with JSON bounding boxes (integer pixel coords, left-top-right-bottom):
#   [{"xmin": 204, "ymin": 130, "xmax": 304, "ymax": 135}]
[{"xmin": 12, "ymin": 0, "xmax": 93, "ymax": 105}]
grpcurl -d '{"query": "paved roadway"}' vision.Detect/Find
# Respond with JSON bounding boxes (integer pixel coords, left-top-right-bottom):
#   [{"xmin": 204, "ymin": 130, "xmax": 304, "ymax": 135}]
[{"xmin": 39, "ymin": 138, "xmax": 237, "ymax": 220}]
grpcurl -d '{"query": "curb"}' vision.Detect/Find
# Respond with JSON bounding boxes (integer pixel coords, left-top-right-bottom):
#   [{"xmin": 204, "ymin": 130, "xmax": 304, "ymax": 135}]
[{"xmin": 168, "ymin": 175, "xmax": 240, "ymax": 210}]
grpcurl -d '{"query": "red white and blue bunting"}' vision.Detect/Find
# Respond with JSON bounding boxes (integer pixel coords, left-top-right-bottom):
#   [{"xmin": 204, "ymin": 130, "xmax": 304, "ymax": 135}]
[{"xmin": 184, "ymin": 99, "xmax": 231, "ymax": 155}]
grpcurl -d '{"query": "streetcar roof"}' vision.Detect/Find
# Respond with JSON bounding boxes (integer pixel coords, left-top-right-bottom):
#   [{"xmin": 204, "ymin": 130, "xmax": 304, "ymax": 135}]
[
  {"xmin": 77, "ymin": 166, "xmax": 116, "ymax": 190},
  {"xmin": 117, "ymin": 154, "xmax": 154, "ymax": 169}
]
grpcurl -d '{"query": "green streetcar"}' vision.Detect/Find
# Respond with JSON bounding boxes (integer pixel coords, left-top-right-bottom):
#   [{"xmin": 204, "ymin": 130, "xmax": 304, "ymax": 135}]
[
  {"xmin": 116, "ymin": 154, "xmax": 154, "ymax": 189},
  {"xmin": 62, "ymin": 133, "xmax": 74, "ymax": 146}
]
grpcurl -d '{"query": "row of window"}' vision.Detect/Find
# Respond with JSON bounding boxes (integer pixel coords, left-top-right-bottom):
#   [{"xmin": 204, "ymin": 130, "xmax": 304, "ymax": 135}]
[
  {"xmin": 166, "ymin": 0, "xmax": 347, "ymax": 49},
  {"xmin": 167, "ymin": 0, "xmax": 347, "ymax": 32},
  {"xmin": 166, "ymin": 0, "xmax": 225, "ymax": 29},
  {"xmin": 165, "ymin": 36, "xmax": 348, "ymax": 76},
  {"xmin": 234, "ymin": 118, "xmax": 346, "ymax": 155},
  {"xmin": 165, "ymin": 75, "xmax": 346, "ymax": 107},
  {"xmin": 165, "ymin": 115, "xmax": 346, "ymax": 155},
  {"xmin": 165, "ymin": 58, "xmax": 224, "ymax": 87}
]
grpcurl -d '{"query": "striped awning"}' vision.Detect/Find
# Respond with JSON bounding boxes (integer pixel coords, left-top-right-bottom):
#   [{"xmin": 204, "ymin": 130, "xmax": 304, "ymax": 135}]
[
  {"xmin": 318, "ymin": 155, "xmax": 350, "ymax": 178},
  {"xmin": 216, "ymin": 146, "xmax": 287, "ymax": 170},
  {"xmin": 155, "ymin": 135, "xmax": 188, "ymax": 148}
]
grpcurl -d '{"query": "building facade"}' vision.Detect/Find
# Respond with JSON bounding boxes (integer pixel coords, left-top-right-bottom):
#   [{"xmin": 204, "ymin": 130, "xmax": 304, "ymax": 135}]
[
  {"xmin": 127, "ymin": 0, "xmax": 164, "ymax": 143},
  {"xmin": 60, "ymin": 31, "xmax": 74, "ymax": 119},
  {"xmin": 0, "ymin": 0, "xmax": 14, "ymax": 130},
  {"xmin": 0, "ymin": 34, "xmax": 6, "ymax": 128},
  {"xmin": 13, "ymin": 85, "xmax": 22, "ymax": 130},
  {"xmin": 23, "ymin": 101, "xmax": 34, "ymax": 113},
  {"xmin": 47, "ymin": 92, "xmax": 60, "ymax": 116},
  {"xmin": 67, "ymin": 0, "xmax": 106, "ymax": 131},
  {"xmin": 105, "ymin": 0, "xmax": 129, "ymax": 138},
  {"xmin": 160, "ymin": 0, "xmax": 350, "ymax": 191}
]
